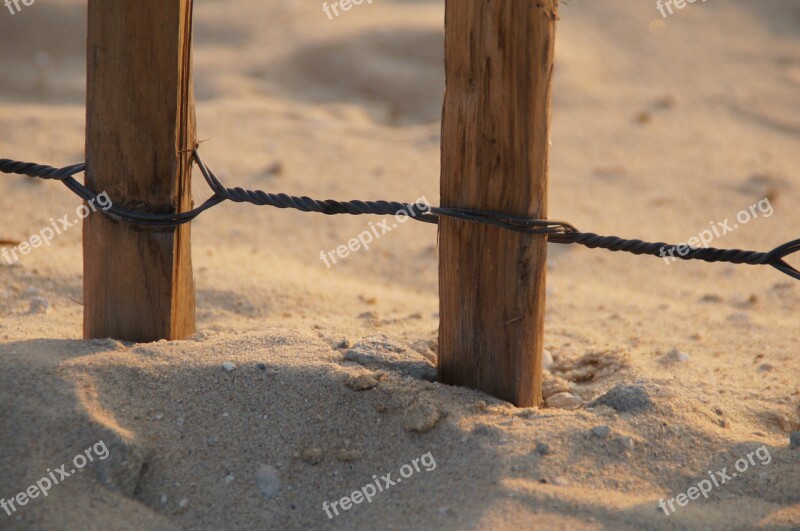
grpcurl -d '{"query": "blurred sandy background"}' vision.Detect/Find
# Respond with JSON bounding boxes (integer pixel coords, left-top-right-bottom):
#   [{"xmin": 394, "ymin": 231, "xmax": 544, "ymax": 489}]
[{"xmin": 1, "ymin": 1, "xmax": 799, "ymax": 529}]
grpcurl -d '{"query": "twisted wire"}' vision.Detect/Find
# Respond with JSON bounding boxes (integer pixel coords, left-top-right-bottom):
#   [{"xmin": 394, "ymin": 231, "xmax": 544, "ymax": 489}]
[{"xmin": 2, "ymin": 155, "xmax": 799, "ymax": 281}]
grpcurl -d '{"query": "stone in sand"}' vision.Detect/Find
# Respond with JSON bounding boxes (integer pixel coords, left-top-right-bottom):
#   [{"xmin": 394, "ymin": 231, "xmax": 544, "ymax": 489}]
[
  {"xmin": 29, "ymin": 297, "xmax": 51, "ymax": 314},
  {"xmin": 617, "ymin": 436, "xmax": 635, "ymax": 450},
  {"xmin": 592, "ymin": 425, "xmax": 612, "ymax": 438},
  {"xmin": 301, "ymin": 447, "xmax": 324, "ymax": 465},
  {"xmin": 663, "ymin": 348, "xmax": 690, "ymax": 364},
  {"xmin": 589, "ymin": 385, "xmax": 653, "ymax": 413},
  {"xmin": 546, "ymin": 392, "xmax": 582, "ymax": 410},
  {"xmin": 347, "ymin": 372, "xmax": 380, "ymax": 391},
  {"xmin": 255, "ymin": 464, "xmax": 280, "ymax": 498},
  {"xmin": 222, "ymin": 362, "xmax": 236, "ymax": 373},
  {"xmin": 535, "ymin": 442, "xmax": 551, "ymax": 455},
  {"xmin": 335, "ymin": 448, "xmax": 363, "ymax": 462},
  {"xmin": 404, "ymin": 398, "xmax": 442, "ymax": 433},
  {"xmin": 790, "ymin": 432, "xmax": 800, "ymax": 450},
  {"xmin": 334, "ymin": 338, "xmax": 350, "ymax": 349}
]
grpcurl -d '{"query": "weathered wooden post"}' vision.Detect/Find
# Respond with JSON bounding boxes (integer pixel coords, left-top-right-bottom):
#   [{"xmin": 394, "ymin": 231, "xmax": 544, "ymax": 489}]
[
  {"xmin": 84, "ymin": 0, "xmax": 196, "ymax": 342},
  {"xmin": 439, "ymin": 0, "xmax": 557, "ymax": 407}
]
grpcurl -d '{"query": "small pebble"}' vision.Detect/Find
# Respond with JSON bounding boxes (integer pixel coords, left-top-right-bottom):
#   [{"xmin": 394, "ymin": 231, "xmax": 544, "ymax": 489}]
[
  {"xmin": 178, "ymin": 498, "xmax": 188, "ymax": 509},
  {"xmin": 663, "ymin": 348, "xmax": 690, "ymax": 364},
  {"xmin": 654, "ymin": 95, "xmax": 676, "ymax": 109},
  {"xmin": 255, "ymin": 464, "xmax": 281, "ymax": 498},
  {"xmin": 790, "ymin": 432, "xmax": 800, "ymax": 450},
  {"xmin": 224, "ymin": 475, "xmax": 235, "ymax": 485},
  {"xmin": 263, "ymin": 161, "xmax": 284, "ymax": 177},
  {"xmin": 347, "ymin": 372, "xmax": 379, "ymax": 391},
  {"xmin": 301, "ymin": 448, "xmax": 324, "ymax": 465},
  {"xmin": 592, "ymin": 425, "xmax": 612, "ymax": 439},
  {"xmin": 552, "ymin": 477, "xmax": 569, "ymax": 486},
  {"xmin": 29, "ymin": 297, "xmax": 51, "ymax": 314},
  {"xmin": 590, "ymin": 385, "xmax": 653, "ymax": 413},
  {"xmin": 335, "ymin": 448, "xmax": 362, "ymax": 462},
  {"xmin": 160, "ymin": 494, "xmax": 168, "ymax": 505},
  {"xmin": 535, "ymin": 442, "xmax": 551, "ymax": 455},
  {"xmin": 403, "ymin": 399, "xmax": 442, "ymax": 433},
  {"xmin": 758, "ymin": 363, "xmax": 774, "ymax": 373},
  {"xmin": 257, "ymin": 363, "xmax": 267, "ymax": 371},
  {"xmin": 546, "ymin": 392, "xmax": 582, "ymax": 410},
  {"xmin": 222, "ymin": 362, "xmax": 236, "ymax": 373},
  {"xmin": 636, "ymin": 111, "xmax": 652, "ymax": 124},
  {"xmin": 335, "ymin": 338, "xmax": 350, "ymax": 349},
  {"xmin": 617, "ymin": 436, "xmax": 635, "ymax": 451}
]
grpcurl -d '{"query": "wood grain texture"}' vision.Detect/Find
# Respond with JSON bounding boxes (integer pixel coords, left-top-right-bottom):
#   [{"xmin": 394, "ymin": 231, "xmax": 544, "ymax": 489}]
[
  {"xmin": 84, "ymin": 0, "xmax": 196, "ymax": 341},
  {"xmin": 438, "ymin": 0, "xmax": 557, "ymax": 407}
]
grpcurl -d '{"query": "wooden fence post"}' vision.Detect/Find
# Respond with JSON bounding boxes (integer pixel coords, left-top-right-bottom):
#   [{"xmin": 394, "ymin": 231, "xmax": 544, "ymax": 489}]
[
  {"xmin": 84, "ymin": 0, "xmax": 196, "ymax": 342},
  {"xmin": 439, "ymin": 0, "xmax": 557, "ymax": 407}
]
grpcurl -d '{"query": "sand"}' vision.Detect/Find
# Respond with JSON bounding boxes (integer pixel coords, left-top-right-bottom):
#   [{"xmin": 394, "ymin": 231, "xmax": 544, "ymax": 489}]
[{"xmin": 1, "ymin": 0, "xmax": 799, "ymax": 529}]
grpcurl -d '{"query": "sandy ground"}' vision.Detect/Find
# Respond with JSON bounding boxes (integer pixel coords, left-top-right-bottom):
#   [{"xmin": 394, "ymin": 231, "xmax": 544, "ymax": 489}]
[{"xmin": 1, "ymin": 0, "xmax": 799, "ymax": 529}]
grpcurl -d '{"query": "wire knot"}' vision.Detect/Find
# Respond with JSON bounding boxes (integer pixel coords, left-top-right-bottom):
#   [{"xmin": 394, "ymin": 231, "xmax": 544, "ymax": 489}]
[{"xmin": 765, "ymin": 239, "xmax": 800, "ymax": 281}]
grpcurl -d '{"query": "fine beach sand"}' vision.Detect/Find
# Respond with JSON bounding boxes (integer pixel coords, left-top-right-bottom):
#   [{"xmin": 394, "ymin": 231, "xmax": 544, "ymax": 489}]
[{"xmin": 1, "ymin": 0, "xmax": 799, "ymax": 529}]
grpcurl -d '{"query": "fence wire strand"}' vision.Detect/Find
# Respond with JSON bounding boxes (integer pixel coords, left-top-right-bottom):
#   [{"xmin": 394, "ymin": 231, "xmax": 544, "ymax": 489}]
[{"xmin": 1, "ymin": 154, "xmax": 799, "ymax": 281}]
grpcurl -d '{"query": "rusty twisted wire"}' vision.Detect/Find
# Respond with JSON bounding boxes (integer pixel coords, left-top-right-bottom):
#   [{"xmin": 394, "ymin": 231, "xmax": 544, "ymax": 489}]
[{"xmin": 1, "ymin": 153, "xmax": 799, "ymax": 281}]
